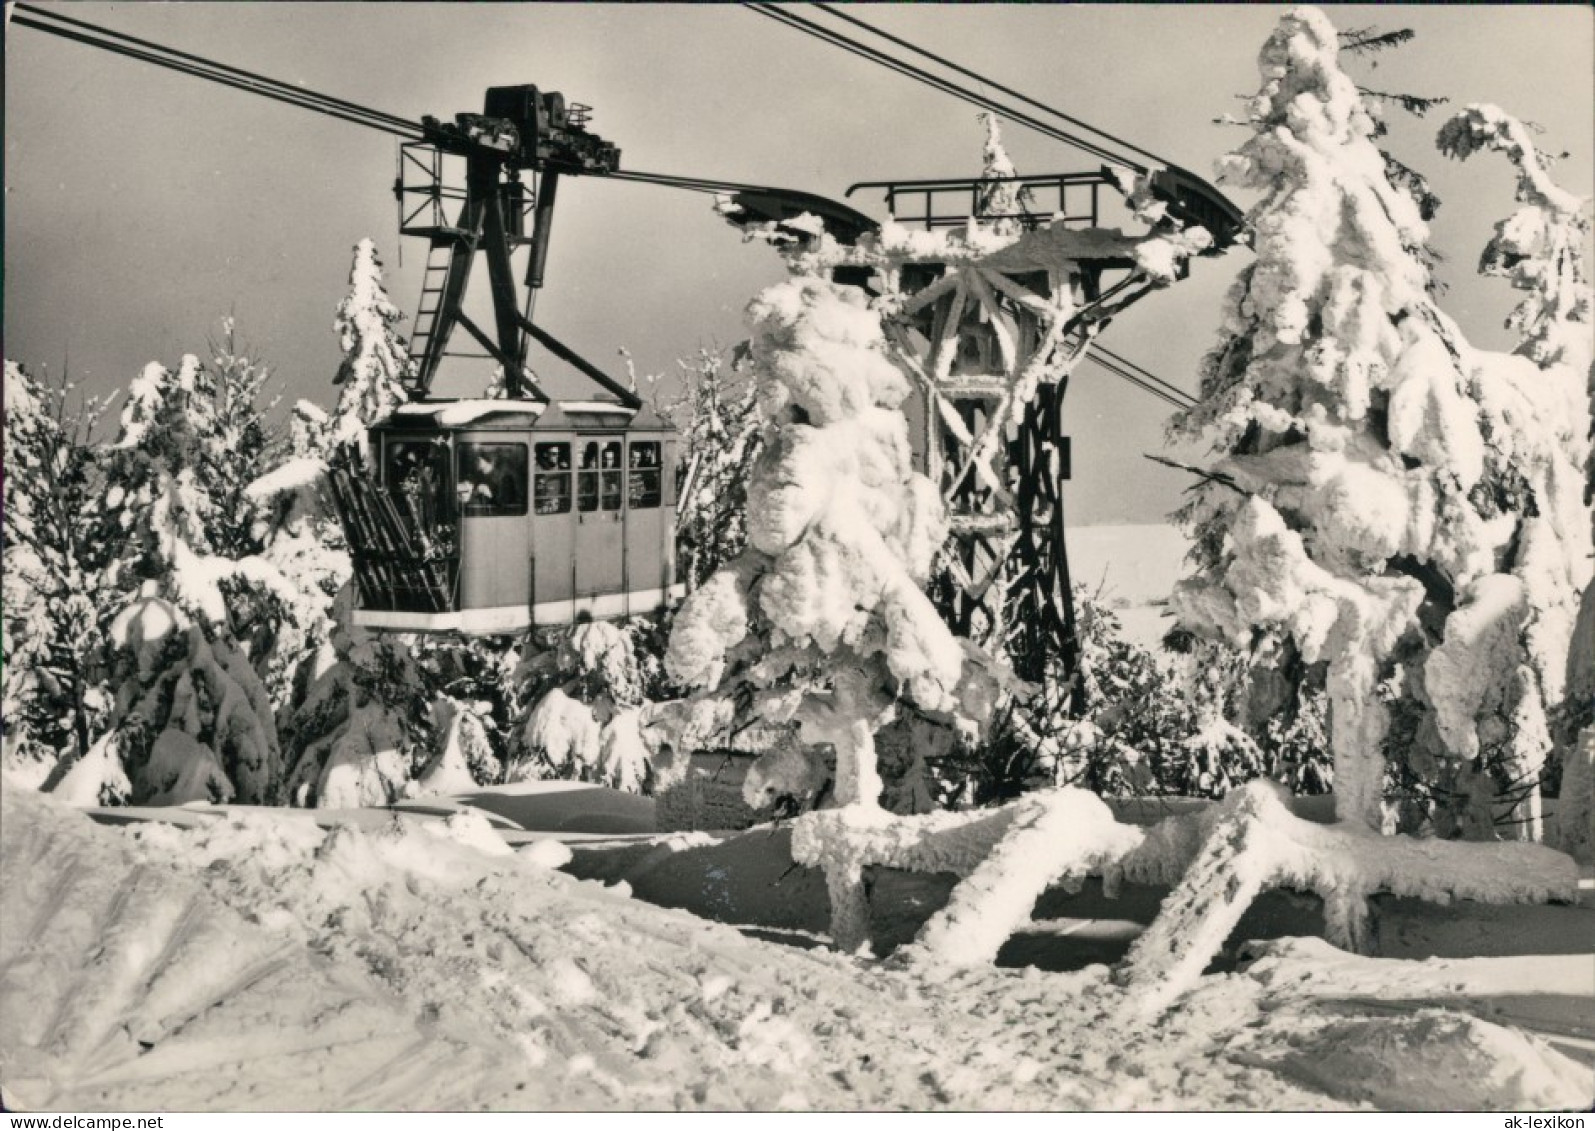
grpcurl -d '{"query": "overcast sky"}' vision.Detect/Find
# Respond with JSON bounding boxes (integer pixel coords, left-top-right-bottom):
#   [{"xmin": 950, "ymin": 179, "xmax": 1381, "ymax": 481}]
[{"xmin": 6, "ymin": 3, "xmax": 1591, "ymax": 524}]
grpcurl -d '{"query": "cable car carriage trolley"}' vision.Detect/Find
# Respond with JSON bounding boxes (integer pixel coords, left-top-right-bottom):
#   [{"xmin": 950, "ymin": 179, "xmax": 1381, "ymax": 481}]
[{"xmin": 321, "ymin": 84, "xmax": 687, "ymax": 635}]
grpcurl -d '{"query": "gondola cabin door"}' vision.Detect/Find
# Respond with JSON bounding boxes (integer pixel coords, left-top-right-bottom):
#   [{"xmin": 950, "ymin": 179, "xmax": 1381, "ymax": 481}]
[
  {"xmin": 623, "ymin": 435, "xmax": 669, "ymax": 614},
  {"xmin": 454, "ymin": 433, "xmax": 532, "ymax": 618},
  {"xmin": 575, "ymin": 435, "xmax": 625, "ymax": 609},
  {"xmin": 530, "ymin": 436, "xmax": 577, "ymax": 617}
]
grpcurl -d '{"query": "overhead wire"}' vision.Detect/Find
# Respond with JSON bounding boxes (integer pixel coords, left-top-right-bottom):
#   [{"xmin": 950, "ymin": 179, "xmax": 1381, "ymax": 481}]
[
  {"xmin": 610, "ymin": 169, "xmax": 784, "ymax": 196},
  {"xmin": 10, "ymin": 6, "xmax": 824, "ymax": 201},
  {"xmin": 22, "ymin": 3, "xmax": 423, "ymax": 134},
  {"xmin": 9, "ymin": 3, "xmax": 425, "ymax": 140},
  {"xmin": 1088, "ymin": 345, "xmax": 1197, "ymax": 410},
  {"xmin": 744, "ymin": 3, "xmax": 1140, "ymax": 171},
  {"xmin": 1084, "ymin": 349, "xmax": 1194, "ymax": 412},
  {"xmin": 811, "ymin": 3, "xmax": 1169, "ymax": 172},
  {"xmin": 14, "ymin": 0, "xmax": 1204, "ymax": 414},
  {"xmin": 746, "ymin": 1, "xmax": 1206, "ymax": 415}
]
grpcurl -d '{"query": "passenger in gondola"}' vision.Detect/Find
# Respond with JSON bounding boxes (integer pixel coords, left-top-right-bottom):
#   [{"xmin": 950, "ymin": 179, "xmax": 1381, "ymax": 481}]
[
  {"xmin": 492, "ymin": 453, "xmax": 523, "ymax": 509},
  {"xmin": 460, "ymin": 451, "xmax": 519, "ymax": 511}
]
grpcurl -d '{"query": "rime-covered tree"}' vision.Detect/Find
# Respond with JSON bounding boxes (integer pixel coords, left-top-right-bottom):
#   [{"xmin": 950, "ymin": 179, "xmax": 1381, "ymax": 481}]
[
  {"xmin": 245, "ymin": 398, "xmax": 352, "ymax": 715},
  {"xmin": 54, "ymin": 579, "xmax": 280, "ymax": 807},
  {"xmin": 1437, "ymin": 106, "xmax": 1592, "ymax": 370},
  {"xmin": 982, "ymin": 589, "xmax": 1329, "ymax": 805},
  {"xmin": 1171, "ymin": 7, "xmax": 1592, "ymax": 838},
  {"xmin": 659, "ymin": 276, "xmax": 1007, "ymax": 839},
  {"xmin": 2, "ymin": 361, "xmax": 116, "ymax": 787},
  {"xmin": 1439, "ymin": 103, "xmax": 1595, "ymax": 857},
  {"xmin": 279, "ymin": 585, "xmax": 433, "ymax": 807},
  {"xmin": 280, "ymin": 241, "xmax": 432, "ymax": 805},
  {"xmin": 195, "ymin": 321, "xmax": 282, "ymax": 558},
  {"xmin": 513, "ymin": 621, "xmax": 663, "ymax": 793},
  {"xmin": 329, "ymin": 237, "xmax": 409, "ymax": 448},
  {"xmin": 59, "ymin": 353, "xmax": 292, "ymax": 805},
  {"xmin": 653, "ymin": 345, "xmax": 762, "ymax": 589},
  {"xmin": 244, "ymin": 245, "xmax": 401, "ymax": 720},
  {"xmin": 973, "ymin": 113, "xmax": 1036, "ymax": 233}
]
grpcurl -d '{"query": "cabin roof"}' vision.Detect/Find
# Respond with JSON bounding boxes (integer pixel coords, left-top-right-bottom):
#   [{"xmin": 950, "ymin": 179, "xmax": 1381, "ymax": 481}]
[
  {"xmin": 384, "ymin": 398, "xmax": 667, "ymax": 432},
  {"xmin": 391, "ymin": 399, "xmax": 546, "ymax": 427}
]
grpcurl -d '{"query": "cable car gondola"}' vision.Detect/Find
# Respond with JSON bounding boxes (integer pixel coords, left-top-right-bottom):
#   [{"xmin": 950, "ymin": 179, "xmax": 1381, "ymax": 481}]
[
  {"xmin": 319, "ymin": 84, "xmax": 689, "ymax": 635},
  {"xmin": 332, "ymin": 398, "xmax": 681, "ymax": 635}
]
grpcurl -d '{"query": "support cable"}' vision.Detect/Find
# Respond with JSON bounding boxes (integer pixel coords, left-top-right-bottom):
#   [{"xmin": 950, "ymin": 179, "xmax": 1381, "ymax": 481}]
[
  {"xmin": 10, "ymin": 4, "xmax": 424, "ymax": 140},
  {"xmin": 745, "ymin": 3, "xmax": 1138, "ymax": 170},
  {"xmin": 13, "ymin": 0, "xmax": 1200, "ymax": 414},
  {"xmin": 1088, "ymin": 345, "xmax": 1198, "ymax": 409},
  {"xmin": 811, "ymin": 3, "xmax": 1169, "ymax": 172},
  {"xmin": 1083, "ymin": 350, "xmax": 1195, "ymax": 411},
  {"xmin": 609, "ymin": 169, "xmax": 774, "ymax": 195}
]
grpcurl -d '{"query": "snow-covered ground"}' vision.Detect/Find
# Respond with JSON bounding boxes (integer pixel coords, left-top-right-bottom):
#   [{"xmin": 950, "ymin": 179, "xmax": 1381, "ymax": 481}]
[
  {"xmin": 1067, "ymin": 524, "xmax": 1190, "ymax": 650},
  {"xmin": 4, "ymin": 782, "xmax": 1589, "ymax": 1112}
]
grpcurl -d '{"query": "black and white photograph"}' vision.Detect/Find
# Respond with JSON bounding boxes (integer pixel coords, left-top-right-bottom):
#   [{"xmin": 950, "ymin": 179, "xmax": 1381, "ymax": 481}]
[{"xmin": 2, "ymin": 1, "xmax": 1593, "ymax": 1114}]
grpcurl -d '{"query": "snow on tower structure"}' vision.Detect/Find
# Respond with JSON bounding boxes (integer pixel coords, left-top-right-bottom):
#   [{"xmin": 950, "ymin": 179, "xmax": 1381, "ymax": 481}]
[
  {"xmin": 730, "ymin": 123, "xmax": 1231, "ymax": 702},
  {"xmin": 683, "ymin": 126, "xmax": 1236, "ymax": 943}
]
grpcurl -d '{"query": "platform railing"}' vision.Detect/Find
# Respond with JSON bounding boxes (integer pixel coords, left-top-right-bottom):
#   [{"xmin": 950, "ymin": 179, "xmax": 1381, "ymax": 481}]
[{"xmin": 846, "ymin": 171, "xmax": 1113, "ymax": 232}]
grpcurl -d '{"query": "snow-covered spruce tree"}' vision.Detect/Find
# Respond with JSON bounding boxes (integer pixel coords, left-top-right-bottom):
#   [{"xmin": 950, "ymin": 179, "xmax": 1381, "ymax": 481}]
[
  {"xmin": 329, "ymin": 237, "xmax": 409, "ymax": 450},
  {"xmin": 973, "ymin": 112, "xmax": 1037, "ymax": 233},
  {"xmin": 244, "ymin": 398, "xmax": 351, "ymax": 715},
  {"xmin": 187, "ymin": 324, "xmax": 334, "ymax": 714},
  {"xmin": 1435, "ymin": 105, "xmax": 1591, "ymax": 405},
  {"xmin": 279, "ymin": 238, "xmax": 438, "ymax": 806},
  {"xmin": 1170, "ymin": 7, "xmax": 1592, "ymax": 838},
  {"xmin": 941, "ymin": 586, "xmax": 1166, "ymax": 804},
  {"xmin": 1438, "ymin": 103, "xmax": 1595, "ymax": 858},
  {"xmin": 1, "ymin": 362, "xmax": 117, "ymax": 788},
  {"xmin": 413, "ymin": 634, "xmax": 521, "ymax": 794},
  {"xmin": 512, "ymin": 620, "xmax": 666, "ymax": 793},
  {"xmin": 63, "ymin": 354, "xmax": 292, "ymax": 805},
  {"xmin": 660, "ymin": 276, "xmax": 1008, "ymax": 949},
  {"xmin": 993, "ymin": 591, "xmax": 1329, "ymax": 805},
  {"xmin": 280, "ymin": 585, "xmax": 434, "ymax": 807},
  {"xmin": 245, "ymin": 241, "xmax": 401, "ymax": 719},
  {"xmin": 193, "ymin": 321, "xmax": 282, "ymax": 559},
  {"xmin": 654, "ymin": 345, "xmax": 763, "ymax": 590}
]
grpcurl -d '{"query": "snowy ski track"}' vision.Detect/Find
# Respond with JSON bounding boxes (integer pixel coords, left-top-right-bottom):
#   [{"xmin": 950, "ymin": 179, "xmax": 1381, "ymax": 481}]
[{"xmin": 3, "ymin": 788, "xmax": 1590, "ymax": 1112}]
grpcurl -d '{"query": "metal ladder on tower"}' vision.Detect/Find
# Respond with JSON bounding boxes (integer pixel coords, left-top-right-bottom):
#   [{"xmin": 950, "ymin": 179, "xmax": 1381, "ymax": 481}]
[{"xmin": 406, "ymin": 239, "xmax": 459, "ymax": 385}]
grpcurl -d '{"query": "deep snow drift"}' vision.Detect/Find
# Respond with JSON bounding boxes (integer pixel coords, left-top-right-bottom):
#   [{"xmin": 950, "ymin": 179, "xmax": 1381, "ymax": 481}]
[{"xmin": 2, "ymin": 786, "xmax": 1589, "ymax": 1112}]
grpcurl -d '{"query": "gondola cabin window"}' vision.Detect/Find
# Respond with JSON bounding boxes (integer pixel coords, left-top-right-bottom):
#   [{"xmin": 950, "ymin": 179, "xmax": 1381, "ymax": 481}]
[
  {"xmin": 456, "ymin": 442, "xmax": 527, "ymax": 517},
  {"xmin": 578, "ymin": 439, "xmax": 624, "ymax": 513},
  {"xmin": 384, "ymin": 437, "xmax": 452, "ymax": 531},
  {"xmin": 629, "ymin": 441, "xmax": 662, "ymax": 508},
  {"xmin": 534, "ymin": 442, "xmax": 572, "ymax": 514}
]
